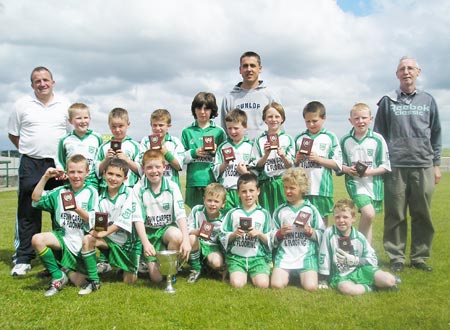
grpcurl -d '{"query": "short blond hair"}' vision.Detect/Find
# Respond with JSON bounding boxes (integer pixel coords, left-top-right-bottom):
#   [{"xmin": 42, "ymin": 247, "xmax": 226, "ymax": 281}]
[
  {"xmin": 333, "ymin": 199, "xmax": 356, "ymax": 218},
  {"xmin": 204, "ymin": 183, "xmax": 227, "ymax": 203},
  {"xmin": 151, "ymin": 109, "xmax": 171, "ymax": 125},
  {"xmin": 282, "ymin": 167, "xmax": 309, "ymax": 193},
  {"xmin": 108, "ymin": 107, "xmax": 129, "ymax": 123},
  {"xmin": 68, "ymin": 103, "xmax": 90, "ymax": 119},
  {"xmin": 350, "ymin": 102, "xmax": 371, "ymax": 116}
]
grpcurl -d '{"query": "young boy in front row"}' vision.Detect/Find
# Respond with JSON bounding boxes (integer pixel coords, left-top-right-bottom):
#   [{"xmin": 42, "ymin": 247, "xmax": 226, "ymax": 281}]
[
  {"xmin": 213, "ymin": 108, "xmax": 254, "ymax": 213},
  {"xmin": 340, "ymin": 103, "xmax": 390, "ymax": 243},
  {"xmin": 78, "ymin": 158, "xmax": 141, "ymax": 295},
  {"xmin": 318, "ymin": 199, "xmax": 398, "ymax": 295},
  {"xmin": 219, "ymin": 173, "xmax": 272, "ymax": 288},
  {"xmin": 271, "ymin": 168, "xmax": 325, "ymax": 291},
  {"xmin": 295, "ymin": 101, "xmax": 342, "ymax": 226},
  {"xmin": 187, "ymin": 183, "xmax": 227, "ymax": 283},
  {"xmin": 31, "ymin": 154, "xmax": 99, "ymax": 297},
  {"xmin": 133, "ymin": 149, "xmax": 191, "ymax": 283}
]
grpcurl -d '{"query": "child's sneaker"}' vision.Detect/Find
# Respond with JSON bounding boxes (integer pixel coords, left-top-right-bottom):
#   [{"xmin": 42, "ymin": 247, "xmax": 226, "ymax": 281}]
[
  {"xmin": 138, "ymin": 261, "xmax": 148, "ymax": 274},
  {"xmin": 96, "ymin": 262, "xmax": 112, "ymax": 274},
  {"xmin": 78, "ymin": 280, "xmax": 101, "ymax": 295},
  {"xmin": 44, "ymin": 272, "xmax": 68, "ymax": 297},
  {"xmin": 11, "ymin": 263, "xmax": 31, "ymax": 276},
  {"xmin": 187, "ymin": 270, "xmax": 201, "ymax": 284}
]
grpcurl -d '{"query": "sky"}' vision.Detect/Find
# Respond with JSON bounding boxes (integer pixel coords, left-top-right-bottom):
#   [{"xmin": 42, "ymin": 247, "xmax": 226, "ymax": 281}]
[{"xmin": 0, "ymin": 0, "xmax": 449, "ymax": 151}]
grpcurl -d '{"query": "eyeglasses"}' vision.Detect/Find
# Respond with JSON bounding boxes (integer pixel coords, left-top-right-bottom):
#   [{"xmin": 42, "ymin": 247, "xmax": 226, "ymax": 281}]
[{"xmin": 397, "ymin": 66, "xmax": 419, "ymax": 72}]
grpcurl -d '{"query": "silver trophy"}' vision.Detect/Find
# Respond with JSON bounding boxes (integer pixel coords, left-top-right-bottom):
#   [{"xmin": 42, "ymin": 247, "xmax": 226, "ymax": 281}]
[{"xmin": 155, "ymin": 250, "xmax": 179, "ymax": 294}]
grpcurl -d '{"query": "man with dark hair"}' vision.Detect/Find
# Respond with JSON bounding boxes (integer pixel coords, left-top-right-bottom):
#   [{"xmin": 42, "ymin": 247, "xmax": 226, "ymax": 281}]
[
  {"xmin": 220, "ymin": 51, "xmax": 280, "ymax": 139},
  {"xmin": 8, "ymin": 66, "xmax": 70, "ymax": 276}
]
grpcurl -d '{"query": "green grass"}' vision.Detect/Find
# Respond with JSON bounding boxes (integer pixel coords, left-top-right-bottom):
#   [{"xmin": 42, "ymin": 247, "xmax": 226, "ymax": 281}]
[{"xmin": 1, "ymin": 175, "xmax": 449, "ymax": 329}]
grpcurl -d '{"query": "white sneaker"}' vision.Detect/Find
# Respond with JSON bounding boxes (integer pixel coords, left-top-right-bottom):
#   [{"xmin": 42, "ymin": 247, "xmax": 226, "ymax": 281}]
[
  {"xmin": 78, "ymin": 280, "xmax": 101, "ymax": 295},
  {"xmin": 96, "ymin": 262, "xmax": 112, "ymax": 274},
  {"xmin": 11, "ymin": 263, "xmax": 31, "ymax": 276},
  {"xmin": 187, "ymin": 270, "xmax": 201, "ymax": 284},
  {"xmin": 138, "ymin": 261, "xmax": 148, "ymax": 274},
  {"xmin": 44, "ymin": 272, "xmax": 68, "ymax": 297}
]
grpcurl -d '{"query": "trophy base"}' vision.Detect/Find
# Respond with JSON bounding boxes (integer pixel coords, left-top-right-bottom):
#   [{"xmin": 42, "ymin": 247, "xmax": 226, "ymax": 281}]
[{"xmin": 164, "ymin": 275, "xmax": 176, "ymax": 294}]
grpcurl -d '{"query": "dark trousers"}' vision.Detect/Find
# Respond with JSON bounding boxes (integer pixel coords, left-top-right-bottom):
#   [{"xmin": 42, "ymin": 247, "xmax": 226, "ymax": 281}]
[{"xmin": 14, "ymin": 155, "xmax": 62, "ymax": 264}]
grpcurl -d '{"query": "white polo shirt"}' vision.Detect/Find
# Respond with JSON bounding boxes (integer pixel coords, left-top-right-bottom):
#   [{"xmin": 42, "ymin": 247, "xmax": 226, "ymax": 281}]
[{"xmin": 8, "ymin": 94, "xmax": 70, "ymax": 159}]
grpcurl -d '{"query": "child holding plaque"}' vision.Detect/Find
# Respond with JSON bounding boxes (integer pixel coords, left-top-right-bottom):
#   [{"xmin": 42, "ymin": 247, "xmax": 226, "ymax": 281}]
[
  {"xmin": 133, "ymin": 149, "xmax": 191, "ymax": 283},
  {"xmin": 251, "ymin": 102, "xmax": 295, "ymax": 214},
  {"xmin": 139, "ymin": 109, "xmax": 185, "ymax": 188},
  {"xmin": 219, "ymin": 173, "xmax": 272, "ymax": 288},
  {"xmin": 31, "ymin": 154, "xmax": 99, "ymax": 297},
  {"xmin": 95, "ymin": 107, "xmax": 141, "ymax": 191},
  {"xmin": 339, "ymin": 103, "xmax": 390, "ymax": 243},
  {"xmin": 294, "ymin": 101, "xmax": 342, "ymax": 226},
  {"xmin": 213, "ymin": 109, "xmax": 254, "ymax": 213},
  {"xmin": 181, "ymin": 92, "xmax": 226, "ymax": 208},
  {"xmin": 271, "ymin": 168, "xmax": 325, "ymax": 291},
  {"xmin": 78, "ymin": 158, "xmax": 141, "ymax": 295},
  {"xmin": 56, "ymin": 103, "xmax": 103, "ymax": 189},
  {"xmin": 318, "ymin": 199, "xmax": 398, "ymax": 295},
  {"xmin": 187, "ymin": 183, "xmax": 227, "ymax": 283}
]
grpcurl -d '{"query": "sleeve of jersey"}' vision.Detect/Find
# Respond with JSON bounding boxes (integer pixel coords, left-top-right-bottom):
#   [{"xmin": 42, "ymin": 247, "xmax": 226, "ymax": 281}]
[
  {"xmin": 318, "ymin": 230, "xmax": 331, "ymax": 276},
  {"xmin": 378, "ymin": 135, "xmax": 391, "ymax": 172},
  {"xmin": 32, "ymin": 190, "xmax": 55, "ymax": 213},
  {"xmin": 187, "ymin": 205, "xmax": 199, "ymax": 232},
  {"xmin": 360, "ymin": 238, "xmax": 378, "ymax": 267},
  {"xmin": 212, "ymin": 144, "xmax": 225, "ymax": 181},
  {"xmin": 330, "ymin": 134, "xmax": 343, "ymax": 171},
  {"xmin": 219, "ymin": 211, "xmax": 234, "ymax": 251},
  {"xmin": 181, "ymin": 129, "xmax": 196, "ymax": 164},
  {"xmin": 55, "ymin": 137, "xmax": 67, "ymax": 170},
  {"xmin": 131, "ymin": 184, "xmax": 145, "ymax": 223},
  {"xmin": 263, "ymin": 210, "xmax": 274, "ymax": 251},
  {"xmin": 310, "ymin": 206, "xmax": 326, "ymax": 245},
  {"xmin": 85, "ymin": 187, "xmax": 99, "ymax": 231},
  {"xmin": 173, "ymin": 137, "xmax": 186, "ymax": 168},
  {"xmin": 249, "ymin": 137, "xmax": 263, "ymax": 169},
  {"xmin": 283, "ymin": 135, "xmax": 295, "ymax": 165},
  {"xmin": 172, "ymin": 182, "xmax": 187, "ymax": 221},
  {"xmin": 114, "ymin": 190, "xmax": 134, "ymax": 233}
]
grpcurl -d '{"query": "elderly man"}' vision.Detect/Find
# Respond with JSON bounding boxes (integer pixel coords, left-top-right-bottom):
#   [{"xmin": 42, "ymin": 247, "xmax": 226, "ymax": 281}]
[{"xmin": 374, "ymin": 56, "xmax": 441, "ymax": 273}]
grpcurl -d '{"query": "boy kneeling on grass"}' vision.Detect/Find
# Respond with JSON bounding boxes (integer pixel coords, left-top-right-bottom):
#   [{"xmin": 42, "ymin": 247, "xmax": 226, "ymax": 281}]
[
  {"xmin": 133, "ymin": 149, "xmax": 191, "ymax": 283},
  {"xmin": 219, "ymin": 173, "xmax": 272, "ymax": 288},
  {"xmin": 318, "ymin": 199, "xmax": 399, "ymax": 295},
  {"xmin": 31, "ymin": 154, "xmax": 98, "ymax": 297},
  {"xmin": 79, "ymin": 158, "xmax": 141, "ymax": 295}
]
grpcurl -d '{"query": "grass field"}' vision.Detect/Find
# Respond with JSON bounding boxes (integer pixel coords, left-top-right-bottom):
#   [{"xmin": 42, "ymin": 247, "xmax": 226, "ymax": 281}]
[{"xmin": 1, "ymin": 174, "xmax": 449, "ymax": 329}]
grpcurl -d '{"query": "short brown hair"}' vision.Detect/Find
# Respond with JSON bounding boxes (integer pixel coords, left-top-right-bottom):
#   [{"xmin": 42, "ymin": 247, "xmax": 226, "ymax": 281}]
[
  {"xmin": 303, "ymin": 101, "xmax": 326, "ymax": 118},
  {"xmin": 191, "ymin": 92, "xmax": 218, "ymax": 119},
  {"xmin": 225, "ymin": 108, "xmax": 247, "ymax": 127},
  {"xmin": 151, "ymin": 109, "xmax": 171, "ymax": 125},
  {"xmin": 108, "ymin": 107, "xmax": 129, "ymax": 123},
  {"xmin": 240, "ymin": 51, "xmax": 261, "ymax": 66},
  {"xmin": 68, "ymin": 103, "xmax": 90, "ymax": 119},
  {"xmin": 333, "ymin": 199, "xmax": 356, "ymax": 218},
  {"xmin": 204, "ymin": 183, "xmax": 227, "ymax": 203},
  {"xmin": 66, "ymin": 154, "xmax": 89, "ymax": 171}
]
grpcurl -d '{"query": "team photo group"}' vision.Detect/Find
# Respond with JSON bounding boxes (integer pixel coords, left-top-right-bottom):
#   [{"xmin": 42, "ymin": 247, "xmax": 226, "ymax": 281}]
[{"xmin": 7, "ymin": 51, "xmax": 441, "ymax": 297}]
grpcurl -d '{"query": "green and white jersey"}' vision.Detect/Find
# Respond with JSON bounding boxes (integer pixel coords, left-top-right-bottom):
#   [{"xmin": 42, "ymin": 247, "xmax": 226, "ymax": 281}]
[
  {"xmin": 139, "ymin": 132, "xmax": 185, "ymax": 187},
  {"xmin": 96, "ymin": 184, "xmax": 136, "ymax": 246},
  {"xmin": 220, "ymin": 205, "xmax": 272, "ymax": 258},
  {"xmin": 96, "ymin": 136, "xmax": 141, "ymax": 187},
  {"xmin": 340, "ymin": 128, "xmax": 391, "ymax": 201},
  {"xmin": 213, "ymin": 137, "xmax": 254, "ymax": 189},
  {"xmin": 133, "ymin": 176, "xmax": 187, "ymax": 232},
  {"xmin": 295, "ymin": 128, "xmax": 342, "ymax": 197},
  {"xmin": 56, "ymin": 129, "xmax": 103, "ymax": 172},
  {"xmin": 188, "ymin": 205, "xmax": 224, "ymax": 246},
  {"xmin": 272, "ymin": 200, "xmax": 325, "ymax": 269},
  {"xmin": 319, "ymin": 226, "xmax": 377, "ymax": 278},
  {"xmin": 181, "ymin": 120, "xmax": 226, "ymax": 187},
  {"xmin": 251, "ymin": 130, "xmax": 295, "ymax": 179},
  {"xmin": 32, "ymin": 184, "xmax": 99, "ymax": 255}
]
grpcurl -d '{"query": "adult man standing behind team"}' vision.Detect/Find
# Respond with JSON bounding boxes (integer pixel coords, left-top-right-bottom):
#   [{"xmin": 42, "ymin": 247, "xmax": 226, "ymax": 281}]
[
  {"xmin": 221, "ymin": 51, "xmax": 280, "ymax": 139},
  {"xmin": 8, "ymin": 66, "xmax": 70, "ymax": 276},
  {"xmin": 374, "ymin": 56, "xmax": 441, "ymax": 273}
]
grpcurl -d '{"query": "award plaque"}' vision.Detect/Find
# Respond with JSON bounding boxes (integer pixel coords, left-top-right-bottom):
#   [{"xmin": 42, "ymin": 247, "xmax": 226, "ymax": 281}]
[
  {"xmin": 338, "ymin": 236, "xmax": 352, "ymax": 252},
  {"xmin": 61, "ymin": 191, "xmax": 76, "ymax": 211},
  {"xmin": 294, "ymin": 211, "xmax": 311, "ymax": 227},
  {"xmin": 355, "ymin": 161, "xmax": 368, "ymax": 177},
  {"xmin": 110, "ymin": 140, "xmax": 122, "ymax": 152},
  {"xmin": 239, "ymin": 217, "xmax": 252, "ymax": 232},
  {"xmin": 299, "ymin": 137, "xmax": 313, "ymax": 155},
  {"xmin": 222, "ymin": 147, "xmax": 236, "ymax": 162},
  {"xmin": 199, "ymin": 221, "xmax": 214, "ymax": 240},
  {"xmin": 267, "ymin": 133, "xmax": 279, "ymax": 150},
  {"xmin": 149, "ymin": 134, "xmax": 162, "ymax": 150},
  {"xmin": 94, "ymin": 212, "xmax": 108, "ymax": 232},
  {"xmin": 203, "ymin": 136, "xmax": 215, "ymax": 151}
]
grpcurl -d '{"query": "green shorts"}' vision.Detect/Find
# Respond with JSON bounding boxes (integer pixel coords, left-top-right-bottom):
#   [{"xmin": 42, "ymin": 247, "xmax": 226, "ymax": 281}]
[
  {"xmin": 143, "ymin": 225, "xmax": 174, "ymax": 262},
  {"xmin": 224, "ymin": 189, "xmax": 240, "ymax": 214},
  {"xmin": 185, "ymin": 186, "xmax": 206, "ymax": 209},
  {"xmin": 53, "ymin": 229, "xmax": 86, "ymax": 274},
  {"xmin": 305, "ymin": 195, "xmax": 333, "ymax": 217},
  {"xmin": 258, "ymin": 176, "xmax": 284, "ymax": 215},
  {"xmin": 199, "ymin": 241, "xmax": 222, "ymax": 258},
  {"xmin": 104, "ymin": 237, "xmax": 141, "ymax": 274},
  {"xmin": 353, "ymin": 195, "xmax": 383, "ymax": 214},
  {"xmin": 330, "ymin": 265, "xmax": 378, "ymax": 288},
  {"xmin": 226, "ymin": 254, "xmax": 271, "ymax": 278}
]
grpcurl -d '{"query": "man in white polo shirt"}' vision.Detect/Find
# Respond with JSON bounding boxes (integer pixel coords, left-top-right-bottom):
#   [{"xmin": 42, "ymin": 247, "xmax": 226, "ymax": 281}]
[{"xmin": 8, "ymin": 66, "xmax": 70, "ymax": 276}]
